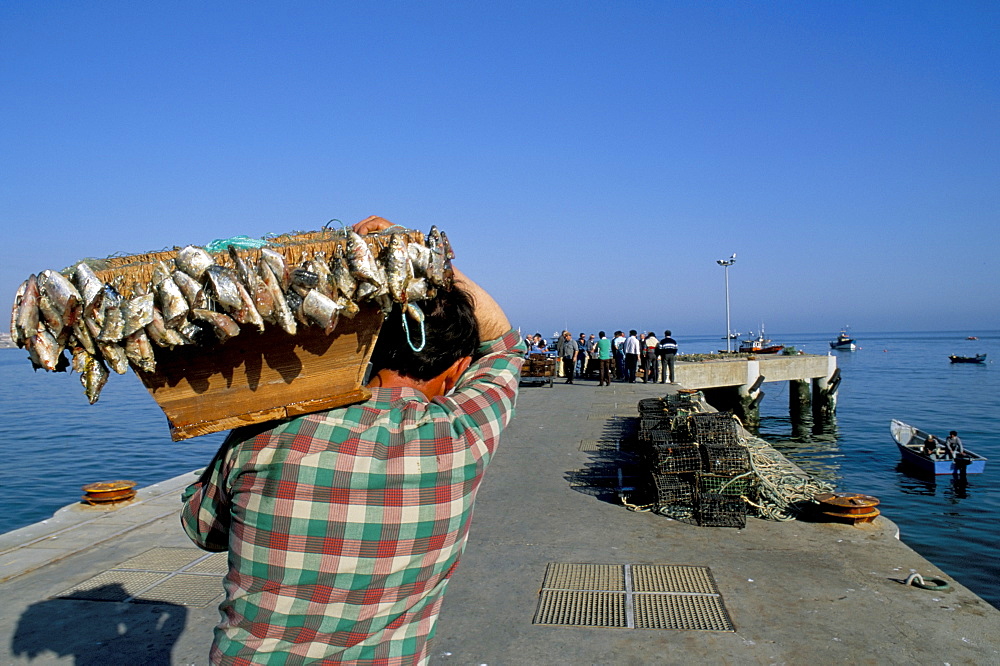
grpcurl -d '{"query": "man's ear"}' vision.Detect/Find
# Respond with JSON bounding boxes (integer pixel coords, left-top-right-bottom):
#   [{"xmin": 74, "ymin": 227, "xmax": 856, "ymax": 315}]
[{"xmin": 442, "ymin": 356, "xmax": 473, "ymax": 392}]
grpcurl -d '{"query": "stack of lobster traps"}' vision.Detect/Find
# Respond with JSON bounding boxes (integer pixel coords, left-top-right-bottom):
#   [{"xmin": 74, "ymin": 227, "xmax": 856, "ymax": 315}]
[{"xmin": 637, "ymin": 399, "xmax": 755, "ymax": 528}]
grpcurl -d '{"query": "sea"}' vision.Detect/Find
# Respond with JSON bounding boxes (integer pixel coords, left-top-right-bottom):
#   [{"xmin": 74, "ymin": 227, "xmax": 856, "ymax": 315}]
[{"xmin": 1, "ymin": 330, "xmax": 998, "ymax": 608}]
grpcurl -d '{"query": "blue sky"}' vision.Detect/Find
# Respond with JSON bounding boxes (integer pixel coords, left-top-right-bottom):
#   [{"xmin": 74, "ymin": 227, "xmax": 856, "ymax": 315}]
[{"xmin": 3, "ymin": 1, "xmax": 998, "ymax": 338}]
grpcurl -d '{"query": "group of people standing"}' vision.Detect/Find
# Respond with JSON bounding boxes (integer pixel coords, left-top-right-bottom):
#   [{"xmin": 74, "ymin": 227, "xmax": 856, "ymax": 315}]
[{"xmin": 526, "ymin": 330, "xmax": 679, "ymax": 386}]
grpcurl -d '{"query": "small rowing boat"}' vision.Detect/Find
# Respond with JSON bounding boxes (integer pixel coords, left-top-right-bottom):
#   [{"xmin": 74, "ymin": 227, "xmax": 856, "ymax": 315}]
[
  {"xmin": 889, "ymin": 419, "xmax": 987, "ymax": 475},
  {"xmin": 949, "ymin": 353, "xmax": 987, "ymax": 364}
]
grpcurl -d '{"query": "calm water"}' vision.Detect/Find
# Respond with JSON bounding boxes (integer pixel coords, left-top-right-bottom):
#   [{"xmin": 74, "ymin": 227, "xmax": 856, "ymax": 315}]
[{"xmin": 1, "ymin": 330, "xmax": 998, "ymax": 607}]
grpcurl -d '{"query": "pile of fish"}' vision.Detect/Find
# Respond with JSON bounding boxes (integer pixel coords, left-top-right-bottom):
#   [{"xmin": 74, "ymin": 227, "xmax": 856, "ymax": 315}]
[{"xmin": 9, "ymin": 226, "xmax": 454, "ymax": 404}]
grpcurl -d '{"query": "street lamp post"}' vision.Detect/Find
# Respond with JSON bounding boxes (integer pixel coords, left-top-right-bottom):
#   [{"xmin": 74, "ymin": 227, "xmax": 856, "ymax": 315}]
[{"xmin": 716, "ymin": 253, "xmax": 737, "ymax": 352}]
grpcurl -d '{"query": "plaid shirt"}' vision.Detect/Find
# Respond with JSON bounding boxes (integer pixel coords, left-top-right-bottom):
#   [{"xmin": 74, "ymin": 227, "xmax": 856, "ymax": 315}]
[{"xmin": 182, "ymin": 329, "xmax": 525, "ymax": 665}]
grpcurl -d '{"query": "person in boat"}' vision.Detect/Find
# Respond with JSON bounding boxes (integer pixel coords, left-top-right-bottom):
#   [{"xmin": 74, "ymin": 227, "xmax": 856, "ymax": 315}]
[
  {"xmin": 944, "ymin": 431, "xmax": 965, "ymax": 460},
  {"xmin": 921, "ymin": 435, "xmax": 941, "ymax": 457},
  {"xmin": 181, "ymin": 216, "xmax": 524, "ymax": 664}
]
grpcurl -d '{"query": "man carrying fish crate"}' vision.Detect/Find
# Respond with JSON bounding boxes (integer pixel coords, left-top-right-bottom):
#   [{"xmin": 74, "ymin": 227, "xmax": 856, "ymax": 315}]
[{"xmin": 181, "ymin": 217, "xmax": 525, "ymax": 665}]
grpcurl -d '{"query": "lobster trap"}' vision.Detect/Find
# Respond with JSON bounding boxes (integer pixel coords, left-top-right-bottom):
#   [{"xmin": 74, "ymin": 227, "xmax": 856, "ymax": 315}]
[{"xmin": 697, "ymin": 493, "xmax": 747, "ymax": 528}]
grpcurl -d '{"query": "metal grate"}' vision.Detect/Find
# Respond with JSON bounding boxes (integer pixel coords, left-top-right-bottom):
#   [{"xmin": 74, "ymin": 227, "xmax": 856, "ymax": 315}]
[
  {"xmin": 55, "ymin": 548, "xmax": 225, "ymax": 608},
  {"xmin": 534, "ymin": 563, "xmax": 734, "ymax": 631},
  {"xmin": 533, "ymin": 590, "xmax": 627, "ymax": 627},
  {"xmin": 633, "ymin": 593, "xmax": 734, "ymax": 631},
  {"xmin": 541, "ymin": 562, "xmax": 625, "ymax": 591}
]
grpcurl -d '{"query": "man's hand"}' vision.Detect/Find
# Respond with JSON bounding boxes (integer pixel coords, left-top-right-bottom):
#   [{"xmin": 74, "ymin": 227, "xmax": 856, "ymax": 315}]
[{"xmin": 353, "ymin": 216, "xmax": 396, "ymax": 235}]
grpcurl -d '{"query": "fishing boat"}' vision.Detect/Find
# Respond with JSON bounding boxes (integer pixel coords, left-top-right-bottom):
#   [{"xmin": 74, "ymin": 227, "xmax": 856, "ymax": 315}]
[
  {"xmin": 889, "ymin": 419, "xmax": 987, "ymax": 475},
  {"xmin": 829, "ymin": 330, "xmax": 857, "ymax": 351},
  {"xmin": 949, "ymin": 354, "xmax": 987, "ymax": 364},
  {"xmin": 966, "ymin": 336, "xmax": 978, "ymax": 340},
  {"xmin": 738, "ymin": 326, "xmax": 783, "ymax": 354}
]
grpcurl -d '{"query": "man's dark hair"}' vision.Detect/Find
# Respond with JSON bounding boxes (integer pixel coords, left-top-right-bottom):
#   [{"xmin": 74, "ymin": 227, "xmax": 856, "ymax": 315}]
[
  {"xmin": 368, "ymin": 287, "xmax": 479, "ymax": 381},
  {"xmin": 629, "ymin": 329, "xmax": 637, "ymax": 337},
  {"xmin": 599, "ymin": 331, "xmax": 606, "ymax": 337},
  {"xmin": 664, "ymin": 330, "xmax": 672, "ymax": 337}
]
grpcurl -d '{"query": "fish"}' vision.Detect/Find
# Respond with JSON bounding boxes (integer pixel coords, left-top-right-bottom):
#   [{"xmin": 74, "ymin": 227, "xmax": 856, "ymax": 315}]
[
  {"xmin": 346, "ymin": 229, "xmax": 385, "ymax": 286},
  {"xmin": 204, "ymin": 265, "xmax": 245, "ymax": 311},
  {"xmin": 172, "ymin": 270, "xmax": 208, "ymax": 310},
  {"xmin": 337, "ymin": 295, "xmax": 359, "ymax": 319},
  {"xmin": 306, "ymin": 257, "xmax": 334, "ymax": 297},
  {"xmin": 71, "ymin": 315, "xmax": 98, "ymax": 356},
  {"xmin": 155, "ymin": 269, "xmax": 190, "ymax": 327},
  {"xmin": 120, "ymin": 292, "xmax": 155, "ymax": 337},
  {"xmin": 177, "ymin": 320, "xmax": 209, "ymax": 346},
  {"xmin": 73, "ymin": 263, "xmax": 104, "ymax": 312},
  {"xmin": 260, "ymin": 248, "xmax": 291, "ymax": 291},
  {"xmin": 14, "ymin": 274, "xmax": 41, "ymax": 348},
  {"xmin": 191, "ymin": 308, "xmax": 241, "ymax": 342},
  {"xmin": 26, "ymin": 322, "xmax": 61, "ymax": 371},
  {"xmin": 405, "ymin": 301, "xmax": 425, "ymax": 324},
  {"xmin": 405, "ymin": 277, "xmax": 432, "ymax": 302},
  {"xmin": 385, "ymin": 233, "xmax": 413, "ymax": 303},
  {"xmin": 291, "ymin": 267, "xmax": 320, "ymax": 291},
  {"xmin": 284, "ymin": 290, "xmax": 310, "ymax": 327},
  {"xmin": 98, "ymin": 340, "xmax": 130, "ymax": 375},
  {"xmin": 257, "ymin": 260, "xmax": 297, "ymax": 335},
  {"xmin": 96, "ymin": 285, "xmax": 125, "ymax": 342},
  {"xmin": 302, "ymin": 289, "xmax": 343, "ymax": 334},
  {"xmin": 37, "ymin": 269, "xmax": 82, "ymax": 333},
  {"xmin": 425, "ymin": 227, "xmax": 447, "ymax": 287},
  {"xmin": 146, "ymin": 307, "xmax": 187, "ymax": 348},
  {"xmin": 438, "ymin": 230, "xmax": 455, "ymax": 286},
  {"xmin": 407, "ymin": 242, "xmax": 432, "ymax": 277},
  {"xmin": 79, "ymin": 350, "xmax": 110, "ymax": 404},
  {"xmin": 124, "ymin": 329, "xmax": 157, "ymax": 373},
  {"xmin": 10, "ymin": 279, "xmax": 27, "ymax": 348},
  {"xmin": 231, "ymin": 279, "xmax": 265, "ymax": 332},
  {"xmin": 330, "ymin": 246, "xmax": 357, "ymax": 300},
  {"xmin": 229, "ymin": 247, "xmax": 274, "ymax": 320},
  {"xmin": 176, "ymin": 245, "xmax": 215, "ymax": 280}
]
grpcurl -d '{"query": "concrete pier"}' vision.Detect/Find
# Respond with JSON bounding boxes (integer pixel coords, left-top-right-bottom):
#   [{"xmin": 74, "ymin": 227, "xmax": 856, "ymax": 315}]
[
  {"xmin": 675, "ymin": 353, "xmax": 838, "ymax": 428},
  {"xmin": 1, "ymin": 379, "xmax": 997, "ymax": 664}
]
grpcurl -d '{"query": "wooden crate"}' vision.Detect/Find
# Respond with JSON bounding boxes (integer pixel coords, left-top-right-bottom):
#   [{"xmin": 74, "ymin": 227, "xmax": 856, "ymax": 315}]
[
  {"xmin": 136, "ymin": 306, "xmax": 382, "ymax": 441},
  {"xmin": 88, "ymin": 229, "xmax": 411, "ymax": 441}
]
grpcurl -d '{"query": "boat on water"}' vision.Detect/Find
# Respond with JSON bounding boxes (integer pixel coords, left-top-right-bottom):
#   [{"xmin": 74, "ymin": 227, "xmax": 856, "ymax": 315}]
[
  {"xmin": 949, "ymin": 353, "xmax": 987, "ymax": 364},
  {"xmin": 738, "ymin": 327, "xmax": 783, "ymax": 354},
  {"xmin": 966, "ymin": 336, "xmax": 978, "ymax": 340},
  {"xmin": 829, "ymin": 330, "xmax": 857, "ymax": 351},
  {"xmin": 889, "ymin": 419, "xmax": 987, "ymax": 475}
]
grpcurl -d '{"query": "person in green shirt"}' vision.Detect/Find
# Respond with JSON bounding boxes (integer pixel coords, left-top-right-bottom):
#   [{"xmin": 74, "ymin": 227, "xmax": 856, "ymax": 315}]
[{"xmin": 596, "ymin": 331, "xmax": 613, "ymax": 386}]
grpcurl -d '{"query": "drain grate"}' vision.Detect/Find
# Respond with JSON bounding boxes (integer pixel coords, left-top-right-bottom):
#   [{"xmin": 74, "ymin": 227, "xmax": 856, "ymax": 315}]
[
  {"xmin": 56, "ymin": 548, "xmax": 225, "ymax": 608},
  {"xmin": 534, "ymin": 563, "xmax": 734, "ymax": 631}
]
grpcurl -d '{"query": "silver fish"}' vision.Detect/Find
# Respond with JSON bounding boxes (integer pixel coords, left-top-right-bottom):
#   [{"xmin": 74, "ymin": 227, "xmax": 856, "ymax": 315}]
[
  {"xmin": 257, "ymin": 260, "xmax": 296, "ymax": 335},
  {"xmin": 98, "ymin": 340, "xmax": 130, "ymax": 375},
  {"xmin": 155, "ymin": 270, "xmax": 190, "ymax": 327},
  {"xmin": 204, "ymin": 265, "xmax": 244, "ymax": 311},
  {"xmin": 37, "ymin": 269, "xmax": 82, "ymax": 333},
  {"xmin": 146, "ymin": 307, "xmax": 187, "ymax": 348},
  {"xmin": 407, "ymin": 242, "xmax": 432, "ymax": 277},
  {"xmin": 346, "ymin": 230, "xmax": 385, "ymax": 286},
  {"xmin": 71, "ymin": 315, "xmax": 98, "ymax": 355},
  {"xmin": 10, "ymin": 279, "xmax": 26, "ymax": 348},
  {"xmin": 121, "ymin": 292, "xmax": 155, "ymax": 337},
  {"xmin": 302, "ymin": 289, "xmax": 342, "ymax": 334},
  {"xmin": 26, "ymin": 322, "xmax": 61, "ymax": 371},
  {"xmin": 229, "ymin": 247, "xmax": 274, "ymax": 320},
  {"xmin": 306, "ymin": 256, "xmax": 334, "ymax": 298},
  {"xmin": 438, "ymin": 230, "xmax": 455, "ymax": 286},
  {"xmin": 79, "ymin": 350, "xmax": 110, "ymax": 404},
  {"xmin": 260, "ymin": 248, "xmax": 291, "ymax": 291},
  {"xmin": 284, "ymin": 290, "xmax": 309, "ymax": 327},
  {"xmin": 330, "ymin": 246, "xmax": 357, "ymax": 300},
  {"xmin": 73, "ymin": 263, "xmax": 104, "ymax": 312},
  {"xmin": 176, "ymin": 245, "xmax": 215, "ymax": 280},
  {"xmin": 124, "ymin": 329, "xmax": 157, "ymax": 373},
  {"xmin": 232, "ymin": 279, "xmax": 265, "ymax": 332},
  {"xmin": 177, "ymin": 320, "xmax": 208, "ymax": 345},
  {"xmin": 191, "ymin": 308, "xmax": 241, "ymax": 342},
  {"xmin": 14, "ymin": 274, "xmax": 40, "ymax": 348},
  {"xmin": 405, "ymin": 277, "xmax": 432, "ymax": 302},
  {"xmin": 172, "ymin": 270, "xmax": 207, "ymax": 310},
  {"xmin": 405, "ymin": 301, "xmax": 425, "ymax": 324},
  {"xmin": 385, "ymin": 233, "xmax": 413, "ymax": 303},
  {"xmin": 96, "ymin": 285, "xmax": 125, "ymax": 342}
]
